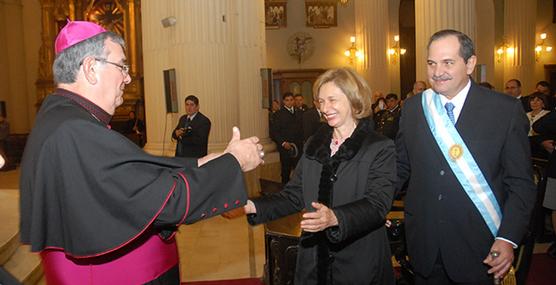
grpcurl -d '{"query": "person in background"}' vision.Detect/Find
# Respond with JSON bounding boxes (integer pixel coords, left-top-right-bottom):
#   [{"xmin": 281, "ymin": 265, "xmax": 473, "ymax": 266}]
[
  {"xmin": 19, "ymin": 20, "xmax": 264, "ymax": 284},
  {"xmin": 505, "ymin": 79, "xmax": 530, "ymax": 112},
  {"xmin": 403, "ymin": 80, "xmax": 427, "ymax": 100},
  {"xmin": 527, "ymin": 93, "xmax": 551, "ymax": 159},
  {"xmin": 172, "ymin": 95, "xmax": 211, "ymax": 158},
  {"xmin": 536, "ymin": 80, "xmax": 555, "ymax": 110},
  {"xmin": 245, "ymin": 68, "xmax": 396, "ymax": 284},
  {"xmin": 294, "ymin": 94, "xmax": 307, "ymax": 112},
  {"xmin": 302, "ymin": 99, "xmax": 325, "ymax": 142},
  {"xmin": 268, "ymin": 99, "xmax": 281, "ymax": 129},
  {"xmin": 124, "ymin": 110, "xmax": 145, "ymax": 147},
  {"xmin": 374, "ymin": 93, "xmax": 401, "ymax": 140},
  {"xmin": 533, "ymin": 112, "xmax": 556, "ymax": 260},
  {"xmin": 270, "ymin": 92, "xmax": 304, "ymax": 184},
  {"xmin": 396, "ymin": 29, "xmax": 536, "ymax": 284},
  {"xmin": 478, "ymin": 81, "xmax": 494, "ymax": 90}
]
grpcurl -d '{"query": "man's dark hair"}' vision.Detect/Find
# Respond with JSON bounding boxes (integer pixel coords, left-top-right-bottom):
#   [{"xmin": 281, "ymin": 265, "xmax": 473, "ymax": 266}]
[
  {"xmin": 283, "ymin": 92, "xmax": 294, "ymax": 100},
  {"xmin": 427, "ymin": 29, "xmax": 475, "ymax": 63},
  {"xmin": 185, "ymin": 95, "xmax": 199, "ymax": 105},
  {"xmin": 536, "ymin": 80, "xmax": 551, "ymax": 88},
  {"xmin": 294, "ymin": 94, "xmax": 303, "ymax": 98},
  {"xmin": 478, "ymin": 82, "xmax": 494, "ymax": 90},
  {"xmin": 508, "ymin": 79, "xmax": 521, "ymax": 87},
  {"xmin": 385, "ymin": 93, "xmax": 398, "ymax": 100}
]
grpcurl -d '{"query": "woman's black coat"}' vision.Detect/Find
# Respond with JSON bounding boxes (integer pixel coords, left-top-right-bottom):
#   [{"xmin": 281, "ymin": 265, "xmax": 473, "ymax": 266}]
[{"xmin": 249, "ymin": 118, "xmax": 396, "ymax": 285}]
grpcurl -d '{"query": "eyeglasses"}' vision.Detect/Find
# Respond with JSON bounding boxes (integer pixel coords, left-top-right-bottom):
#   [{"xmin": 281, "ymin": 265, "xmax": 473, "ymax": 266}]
[{"xmin": 95, "ymin": 58, "xmax": 130, "ymax": 75}]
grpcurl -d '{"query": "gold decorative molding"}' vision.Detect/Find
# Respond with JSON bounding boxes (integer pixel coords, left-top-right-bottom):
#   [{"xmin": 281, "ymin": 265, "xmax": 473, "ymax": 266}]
[{"xmin": 36, "ymin": 0, "xmax": 143, "ymax": 121}]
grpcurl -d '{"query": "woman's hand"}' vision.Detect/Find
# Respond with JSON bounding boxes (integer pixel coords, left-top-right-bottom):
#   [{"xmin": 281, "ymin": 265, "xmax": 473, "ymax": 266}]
[{"xmin": 300, "ymin": 202, "xmax": 338, "ymax": 232}]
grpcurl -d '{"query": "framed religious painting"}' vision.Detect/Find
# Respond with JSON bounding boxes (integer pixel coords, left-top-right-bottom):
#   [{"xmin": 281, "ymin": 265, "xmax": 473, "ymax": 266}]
[
  {"xmin": 305, "ymin": 1, "xmax": 337, "ymax": 28},
  {"xmin": 265, "ymin": 1, "xmax": 287, "ymax": 29}
]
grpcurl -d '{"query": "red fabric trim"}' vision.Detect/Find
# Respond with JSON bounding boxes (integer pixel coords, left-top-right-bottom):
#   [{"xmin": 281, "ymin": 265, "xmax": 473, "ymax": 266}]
[
  {"xmin": 41, "ymin": 179, "xmax": 179, "ymax": 259},
  {"xmin": 176, "ymin": 172, "xmax": 191, "ymax": 225}
]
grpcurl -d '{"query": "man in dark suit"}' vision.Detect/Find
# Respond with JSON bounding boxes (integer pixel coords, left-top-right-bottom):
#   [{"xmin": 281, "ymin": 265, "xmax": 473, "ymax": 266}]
[
  {"xmin": 504, "ymin": 79, "xmax": 530, "ymax": 112},
  {"xmin": 173, "ymin": 95, "xmax": 211, "ymax": 158},
  {"xmin": 396, "ymin": 29, "xmax": 536, "ymax": 284},
  {"xmin": 271, "ymin": 92, "xmax": 303, "ymax": 184},
  {"xmin": 302, "ymin": 99, "xmax": 324, "ymax": 142}
]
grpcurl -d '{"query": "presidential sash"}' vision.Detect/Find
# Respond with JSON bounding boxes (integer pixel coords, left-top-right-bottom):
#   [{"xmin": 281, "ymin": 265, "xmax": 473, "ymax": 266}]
[{"xmin": 421, "ymin": 89, "xmax": 502, "ymax": 236}]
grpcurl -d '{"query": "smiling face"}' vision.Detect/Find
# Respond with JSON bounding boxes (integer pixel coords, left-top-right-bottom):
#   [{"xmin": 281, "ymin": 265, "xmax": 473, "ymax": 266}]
[
  {"xmin": 529, "ymin": 96, "xmax": 545, "ymax": 111},
  {"xmin": 427, "ymin": 35, "xmax": 476, "ymax": 99},
  {"xmin": 318, "ymin": 82, "xmax": 355, "ymax": 130},
  {"xmin": 95, "ymin": 38, "xmax": 131, "ymax": 114}
]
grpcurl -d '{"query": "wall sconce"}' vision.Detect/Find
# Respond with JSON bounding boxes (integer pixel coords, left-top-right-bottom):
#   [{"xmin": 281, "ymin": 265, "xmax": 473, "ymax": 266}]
[
  {"xmin": 495, "ymin": 39, "xmax": 514, "ymax": 63},
  {"xmin": 388, "ymin": 35, "xmax": 406, "ymax": 64},
  {"xmin": 535, "ymin": 33, "xmax": 552, "ymax": 62},
  {"xmin": 344, "ymin": 36, "xmax": 363, "ymax": 64}
]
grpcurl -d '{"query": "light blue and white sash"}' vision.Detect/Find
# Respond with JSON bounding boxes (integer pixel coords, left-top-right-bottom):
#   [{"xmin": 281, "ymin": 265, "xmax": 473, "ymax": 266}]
[{"xmin": 421, "ymin": 89, "xmax": 502, "ymax": 236}]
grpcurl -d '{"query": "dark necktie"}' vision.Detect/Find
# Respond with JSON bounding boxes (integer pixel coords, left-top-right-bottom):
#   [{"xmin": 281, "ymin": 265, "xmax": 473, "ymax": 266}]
[{"xmin": 445, "ymin": 102, "xmax": 456, "ymax": 125}]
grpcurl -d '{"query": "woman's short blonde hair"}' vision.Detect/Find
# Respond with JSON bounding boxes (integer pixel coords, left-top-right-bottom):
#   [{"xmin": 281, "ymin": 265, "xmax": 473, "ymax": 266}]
[{"xmin": 312, "ymin": 68, "xmax": 373, "ymax": 119}]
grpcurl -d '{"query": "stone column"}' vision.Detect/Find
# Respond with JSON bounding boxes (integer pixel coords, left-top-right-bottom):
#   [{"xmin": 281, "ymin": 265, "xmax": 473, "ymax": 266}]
[
  {"xmin": 354, "ymin": 0, "xmax": 390, "ymax": 94},
  {"xmin": 0, "ymin": 0, "xmax": 29, "ymax": 132},
  {"xmin": 142, "ymin": 0, "xmax": 268, "ymax": 157},
  {"xmin": 503, "ymin": 0, "xmax": 536, "ymax": 92},
  {"xmin": 414, "ymin": 0, "xmax": 476, "ymax": 82}
]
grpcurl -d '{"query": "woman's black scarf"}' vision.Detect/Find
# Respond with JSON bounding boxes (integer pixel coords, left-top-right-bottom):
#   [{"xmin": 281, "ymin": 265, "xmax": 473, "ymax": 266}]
[{"xmin": 303, "ymin": 117, "xmax": 374, "ymax": 284}]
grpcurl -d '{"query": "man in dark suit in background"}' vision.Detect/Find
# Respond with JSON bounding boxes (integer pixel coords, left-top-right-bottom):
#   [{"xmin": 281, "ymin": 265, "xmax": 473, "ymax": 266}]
[
  {"xmin": 173, "ymin": 95, "xmax": 211, "ymax": 158},
  {"xmin": 271, "ymin": 92, "xmax": 303, "ymax": 184},
  {"xmin": 302, "ymin": 99, "xmax": 324, "ymax": 142},
  {"xmin": 504, "ymin": 79, "xmax": 530, "ymax": 112},
  {"xmin": 396, "ymin": 29, "xmax": 536, "ymax": 285}
]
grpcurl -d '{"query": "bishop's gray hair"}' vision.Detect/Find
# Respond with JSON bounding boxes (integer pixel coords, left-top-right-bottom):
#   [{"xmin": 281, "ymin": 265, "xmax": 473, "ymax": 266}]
[{"xmin": 53, "ymin": 31, "xmax": 125, "ymax": 84}]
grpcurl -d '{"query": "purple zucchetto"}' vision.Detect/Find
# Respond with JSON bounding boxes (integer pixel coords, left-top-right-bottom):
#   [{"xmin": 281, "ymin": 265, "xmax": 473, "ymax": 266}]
[{"xmin": 55, "ymin": 20, "xmax": 106, "ymax": 54}]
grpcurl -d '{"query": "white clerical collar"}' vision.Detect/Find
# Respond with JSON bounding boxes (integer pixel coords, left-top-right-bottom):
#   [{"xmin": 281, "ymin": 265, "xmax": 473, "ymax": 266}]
[{"xmin": 438, "ymin": 79, "xmax": 471, "ymax": 123}]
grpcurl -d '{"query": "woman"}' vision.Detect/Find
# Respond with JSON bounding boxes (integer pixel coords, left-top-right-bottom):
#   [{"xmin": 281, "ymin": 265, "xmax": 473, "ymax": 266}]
[
  {"xmin": 527, "ymin": 93, "xmax": 550, "ymax": 159},
  {"xmin": 245, "ymin": 68, "xmax": 396, "ymax": 284},
  {"xmin": 527, "ymin": 93, "xmax": 550, "ymax": 136}
]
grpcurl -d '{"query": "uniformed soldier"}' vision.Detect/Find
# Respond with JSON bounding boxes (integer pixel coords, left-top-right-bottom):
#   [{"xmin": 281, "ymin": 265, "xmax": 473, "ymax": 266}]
[{"xmin": 374, "ymin": 93, "xmax": 401, "ymax": 140}]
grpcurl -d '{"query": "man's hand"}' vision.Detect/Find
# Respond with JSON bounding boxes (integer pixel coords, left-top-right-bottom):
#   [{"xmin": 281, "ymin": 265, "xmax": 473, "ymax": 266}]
[
  {"xmin": 224, "ymin": 127, "xmax": 263, "ymax": 172},
  {"xmin": 300, "ymin": 202, "xmax": 338, "ymax": 232},
  {"xmin": 175, "ymin": 128, "xmax": 185, "ymax": 138},
  {"xmin": 282, "ymin": 142, "xmax": 292, "ymax": 150},
  {"xmin": 483, "ymin": 239, "xmax": 514, "ymax": 279},
  {"xmin": 541, "ymin": 140, "xmax": 555, "ymax": 153}
]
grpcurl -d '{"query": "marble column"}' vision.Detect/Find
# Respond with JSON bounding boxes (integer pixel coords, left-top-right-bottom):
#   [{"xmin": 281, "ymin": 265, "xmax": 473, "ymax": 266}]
[
  {"xmin": 503, "ymin": 0, "xmax": 536, "ymax": 92},
  {"xmin": 354, "ymin": 0, "xmax": 390, "ymax": 94},
  {"xmin": 141, "ymin": 0, "xmax": 269, "ymax": 157},
  {"xmin": 414, "ymin": 0, "xmax": 476, "ymax": 82},
  {"xmin": 0, "ymin": 0, "xmax": 29, "ymax": 132}
]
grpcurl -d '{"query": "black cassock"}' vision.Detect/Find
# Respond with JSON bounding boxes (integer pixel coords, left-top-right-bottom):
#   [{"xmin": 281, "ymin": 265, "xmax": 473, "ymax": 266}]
[{"xmin": 20, "ymin": 89, "xmax": 247, "ymax": 284}]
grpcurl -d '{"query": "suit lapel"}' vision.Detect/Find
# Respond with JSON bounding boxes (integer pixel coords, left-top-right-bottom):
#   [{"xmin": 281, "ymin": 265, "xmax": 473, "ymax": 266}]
[{"xmin": 455, "ymin": 83, "xmax": 484, "ymax": 143}]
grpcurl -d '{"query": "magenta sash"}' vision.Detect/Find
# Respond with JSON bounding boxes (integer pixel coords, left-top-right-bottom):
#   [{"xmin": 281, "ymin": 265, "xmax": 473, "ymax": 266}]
[{"xmin": 41, "ymin": 234, "xmax": 179, "ymax": 284}]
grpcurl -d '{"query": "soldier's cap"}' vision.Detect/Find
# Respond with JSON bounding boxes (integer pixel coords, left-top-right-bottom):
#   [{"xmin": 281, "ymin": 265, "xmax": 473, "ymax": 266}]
[{"xmin": 55, "ymin": 20, "xmax": 106, "ymax": 54}]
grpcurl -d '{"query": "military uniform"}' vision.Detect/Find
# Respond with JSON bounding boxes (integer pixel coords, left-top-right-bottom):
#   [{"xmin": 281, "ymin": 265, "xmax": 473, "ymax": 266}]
[{"xmin": 374, "ymin": 105, "xmax": 401, "ymax": 140}]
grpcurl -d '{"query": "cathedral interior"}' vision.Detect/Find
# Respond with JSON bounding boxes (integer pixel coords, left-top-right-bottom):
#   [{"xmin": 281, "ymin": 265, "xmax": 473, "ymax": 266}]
[{"xmin": 0, "ymin": 0, "xmax": 555, "ymax": 284}]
